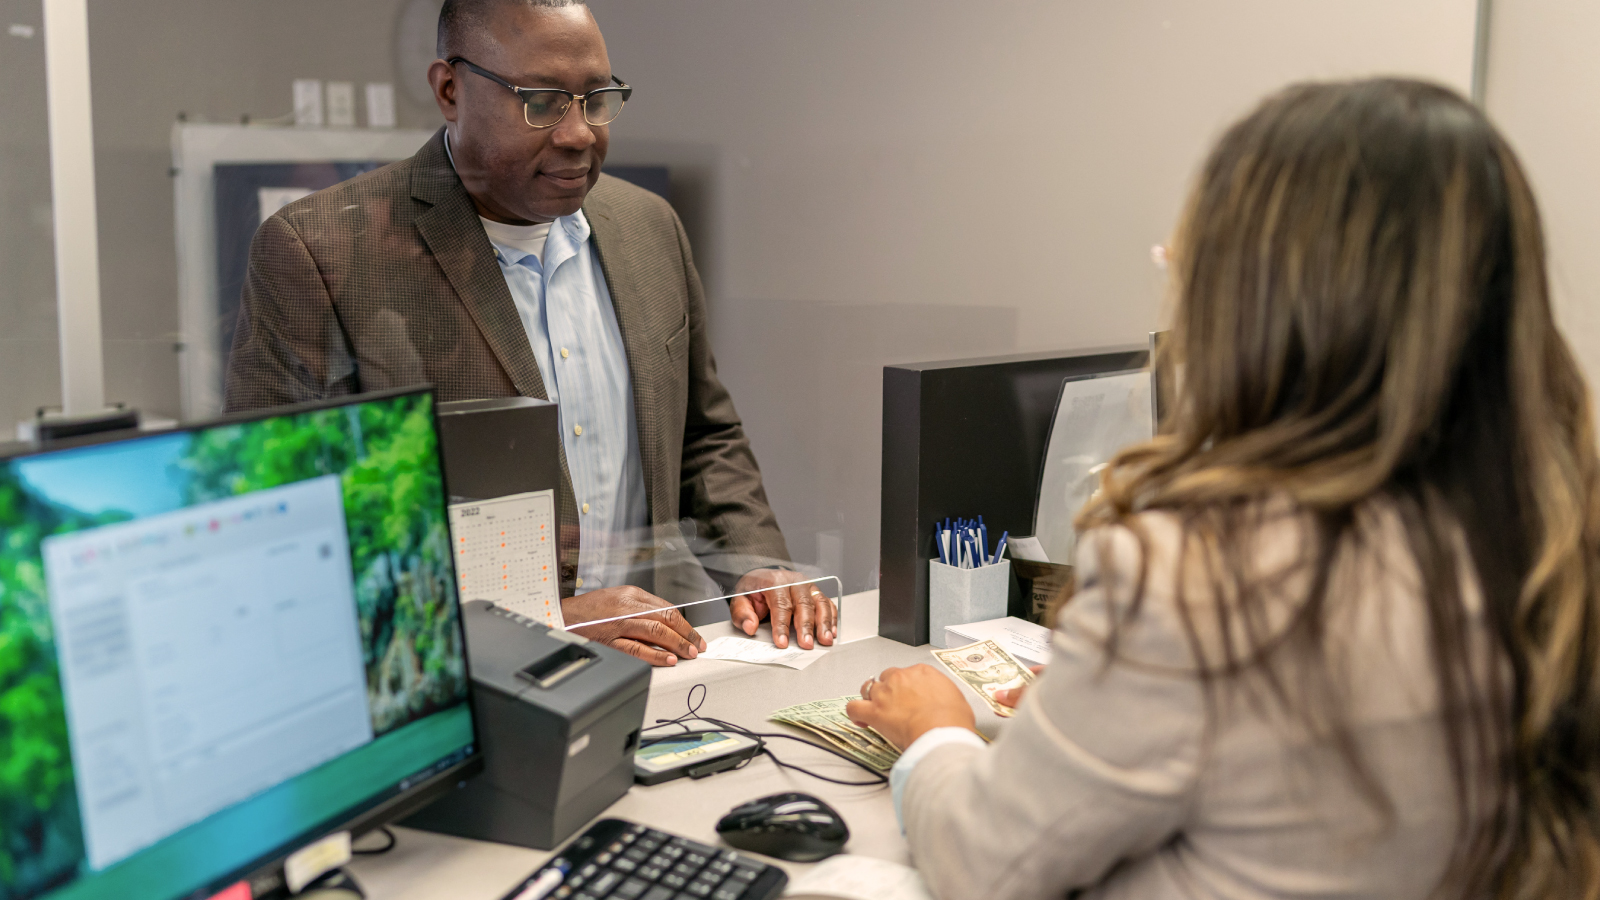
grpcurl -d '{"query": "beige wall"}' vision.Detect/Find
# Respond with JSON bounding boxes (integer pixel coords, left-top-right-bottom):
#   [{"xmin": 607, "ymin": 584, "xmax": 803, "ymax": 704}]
[
  {"xmin": 592, "ymin": 0, "xmax": 1478, "ymax": 588},
  {"xmin": 1483, "ymin": 1, "xmax": 1600, "ymax": 402}
]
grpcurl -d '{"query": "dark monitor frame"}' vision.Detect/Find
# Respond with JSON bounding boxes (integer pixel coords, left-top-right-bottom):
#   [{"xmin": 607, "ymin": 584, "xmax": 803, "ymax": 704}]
[
  {"xmin": 879, "ymin": 346, "xmax": 1149, "ymax": 646},
  {"xmin": 1, "ymin": 386, "xmax": 483, "ymax": 900}
]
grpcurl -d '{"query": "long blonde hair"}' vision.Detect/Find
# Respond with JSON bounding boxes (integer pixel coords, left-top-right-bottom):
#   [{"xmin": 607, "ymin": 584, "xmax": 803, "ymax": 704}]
[{"xmin": 1079, "ymin": 79, "xmax": 1600, "ymax": 898}]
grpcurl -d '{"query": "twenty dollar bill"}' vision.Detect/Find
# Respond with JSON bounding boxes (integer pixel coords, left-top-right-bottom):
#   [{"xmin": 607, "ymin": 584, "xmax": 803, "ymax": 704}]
[{"xmin": 933, "ymin": 639, "xmax": 1036, "ymax": 718}]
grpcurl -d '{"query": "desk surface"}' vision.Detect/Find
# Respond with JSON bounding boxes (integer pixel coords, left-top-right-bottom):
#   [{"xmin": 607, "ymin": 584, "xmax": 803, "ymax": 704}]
[{"xmin": 347, "ymin": 591, "xmax": 998, "ymax": 898}]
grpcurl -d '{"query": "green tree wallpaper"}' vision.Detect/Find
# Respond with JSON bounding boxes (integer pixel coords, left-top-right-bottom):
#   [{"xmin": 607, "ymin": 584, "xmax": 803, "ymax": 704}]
[{"xmin": 0, "ymin": 392, "xmax": 465, "ymax": 900}]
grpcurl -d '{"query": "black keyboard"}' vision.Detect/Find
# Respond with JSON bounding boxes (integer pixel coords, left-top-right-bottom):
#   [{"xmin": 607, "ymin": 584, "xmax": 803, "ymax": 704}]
[{"xmin": 499, "ymin": 818, "xmax": 788, "ymax": 900}]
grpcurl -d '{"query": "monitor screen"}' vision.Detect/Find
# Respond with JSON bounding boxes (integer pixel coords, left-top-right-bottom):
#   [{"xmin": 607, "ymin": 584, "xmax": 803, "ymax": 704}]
[{"xmin": 0, "ymin": 389, "xmax": 476, "ymax": 900}]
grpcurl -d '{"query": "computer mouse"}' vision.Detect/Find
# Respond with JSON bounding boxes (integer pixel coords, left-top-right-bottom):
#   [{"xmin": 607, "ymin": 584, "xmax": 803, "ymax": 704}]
[{"xmin": 716, "ymin": 792, "xmax": 850, "ymax": 862}]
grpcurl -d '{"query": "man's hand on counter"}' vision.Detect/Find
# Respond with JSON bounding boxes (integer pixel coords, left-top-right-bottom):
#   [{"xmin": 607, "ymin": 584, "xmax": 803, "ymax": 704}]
[
  {"xmin": 562, "ymin": 587, "xmax": 707, "ymax": 667},
  {"xmin": 728, "ymin": 569, "xmax": 838, "ymax": 650}
]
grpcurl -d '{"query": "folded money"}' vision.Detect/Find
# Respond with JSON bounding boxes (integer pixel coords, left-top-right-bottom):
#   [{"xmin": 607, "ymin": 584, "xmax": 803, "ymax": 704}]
[
  {"xmin": 770, "ymin": 696, "xmax": 901, "ymax": 772},
  {"xmin": 932, "ymin": 639, "xmax": 1036, "ymax": 718}
]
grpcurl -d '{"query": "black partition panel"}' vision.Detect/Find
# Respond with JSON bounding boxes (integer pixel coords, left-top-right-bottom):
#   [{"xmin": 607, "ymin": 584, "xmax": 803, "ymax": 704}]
[{"xmin": 879, "ymin": 346, "xmax": 1148, "ymax": 645}]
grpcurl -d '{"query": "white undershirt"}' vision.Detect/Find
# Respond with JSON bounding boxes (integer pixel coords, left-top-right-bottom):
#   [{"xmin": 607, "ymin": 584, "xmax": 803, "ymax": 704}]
[{"xmin": 479, "ymin": 217, "xmax": 553, "ymax": 266}]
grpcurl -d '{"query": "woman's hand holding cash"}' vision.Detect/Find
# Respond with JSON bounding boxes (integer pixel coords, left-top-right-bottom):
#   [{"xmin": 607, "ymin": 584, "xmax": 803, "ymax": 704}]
[
  {"xmin": 845, "ymin": 665, "xmax": 976, "ymax": 750},
  {"xmin": 993, "ymin": 665, "xmax": 1046, "ymax": 709}
]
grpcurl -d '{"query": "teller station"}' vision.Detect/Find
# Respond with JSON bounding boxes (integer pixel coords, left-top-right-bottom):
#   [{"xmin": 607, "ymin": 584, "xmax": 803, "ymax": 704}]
[{"xmin": 0, "ymin": 347, "xmax": 1150, "ymax": 900}]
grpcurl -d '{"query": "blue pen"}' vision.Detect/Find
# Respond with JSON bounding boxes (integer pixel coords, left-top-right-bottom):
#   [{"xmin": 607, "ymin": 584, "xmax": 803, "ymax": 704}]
[
  {"xmin": 978, "ymin": 523, "xmax": 988, "ymax": 561},
  {"xmin": 513, "ymin": 859, "xmax": 571, "ymax": 900},
  {"xmin": 993, "ymin": 532, "xmax": 1009, "ymax": 565}
]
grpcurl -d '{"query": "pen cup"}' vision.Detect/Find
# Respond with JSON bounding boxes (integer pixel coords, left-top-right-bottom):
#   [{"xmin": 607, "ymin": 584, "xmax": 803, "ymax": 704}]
[{"xmin": 928, "ymin": 559, "xmax": 1011, "ymax": 648}]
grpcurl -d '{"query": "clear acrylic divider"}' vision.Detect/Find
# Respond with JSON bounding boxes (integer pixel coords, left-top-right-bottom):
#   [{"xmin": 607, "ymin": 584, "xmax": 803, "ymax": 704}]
[{"xmin": 562, "ymin": 574, "xmax": 845, "ymax": 635}]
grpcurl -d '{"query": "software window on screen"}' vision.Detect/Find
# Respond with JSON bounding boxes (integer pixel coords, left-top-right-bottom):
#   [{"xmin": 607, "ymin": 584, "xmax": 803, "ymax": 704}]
[{"xmin": 41, "ymin": 475, "xmax": 373, "ymax": 871}]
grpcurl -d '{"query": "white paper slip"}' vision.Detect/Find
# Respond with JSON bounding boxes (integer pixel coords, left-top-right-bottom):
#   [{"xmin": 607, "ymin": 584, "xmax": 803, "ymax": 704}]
[
  {"xmin": 1007, "ymin": 535, "xmax": 1051, "ymax": 563},
  {"xmin": 784, "ymin": 855, "xmax": 933, "ymax": 900},
  {"xmin": 700, "ymin": 635, "xmax": 827, "ymax": 670},
  {"xmin": 449, "ymin": 490, "xmax": 563, "ymax": 628},
  {"xmin": 945, "ymin": 615, "xmax": 1052, "ymax": 667}
]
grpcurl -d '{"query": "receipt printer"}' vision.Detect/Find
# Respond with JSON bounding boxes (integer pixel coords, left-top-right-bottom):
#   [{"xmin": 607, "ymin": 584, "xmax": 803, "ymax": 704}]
[{"xmin": 404, "ymin": 600, "xmax": 651, "ymax": 849}]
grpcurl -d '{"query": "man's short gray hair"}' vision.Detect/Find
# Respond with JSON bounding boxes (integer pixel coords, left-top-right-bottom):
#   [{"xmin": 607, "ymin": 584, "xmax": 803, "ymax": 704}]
[{"xmin": 437, "ymin": 0, "xmax": 588, "ymax": 58}]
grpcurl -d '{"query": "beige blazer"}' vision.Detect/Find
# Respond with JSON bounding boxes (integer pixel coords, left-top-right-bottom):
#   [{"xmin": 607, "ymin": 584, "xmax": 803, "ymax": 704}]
[
  {"xmin": 904, "ymin": 507, "xmax": 1488, "ymax": 899},
  {"xmin": 224, "ymin": 129, "xmax": 789, "ymax": 596}
]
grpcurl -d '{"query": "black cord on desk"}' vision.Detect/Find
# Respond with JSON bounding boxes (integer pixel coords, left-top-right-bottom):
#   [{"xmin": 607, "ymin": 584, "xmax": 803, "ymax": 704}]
[
  {"xmin": 352, "ymin": 826, "xmax": 397, "ymax": 856},
  {"xmin": 642, "ymin": 684, "xmax": 889, "ymax": 787}
]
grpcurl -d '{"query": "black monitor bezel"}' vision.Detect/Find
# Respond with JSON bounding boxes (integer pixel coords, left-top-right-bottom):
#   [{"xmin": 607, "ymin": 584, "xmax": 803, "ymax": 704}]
[{"xmin": 1, "ymin": 386, "xmax": 484, "ymax": 900}]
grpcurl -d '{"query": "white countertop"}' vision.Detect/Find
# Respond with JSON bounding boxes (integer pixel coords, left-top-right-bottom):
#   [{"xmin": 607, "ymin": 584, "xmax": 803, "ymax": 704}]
[{"xmin": 346, "ymin": 590, "xmax": 1000, "ymax": 898}]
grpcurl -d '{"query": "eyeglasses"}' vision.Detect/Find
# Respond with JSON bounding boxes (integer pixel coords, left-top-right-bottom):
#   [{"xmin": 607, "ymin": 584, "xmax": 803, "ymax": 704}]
[{"xmin": 448, "ymin": 57, "xmax": 631, "ymax": 128}]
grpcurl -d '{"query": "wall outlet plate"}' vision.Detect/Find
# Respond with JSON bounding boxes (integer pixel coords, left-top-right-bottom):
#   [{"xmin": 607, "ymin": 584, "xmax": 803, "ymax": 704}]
[
  {"xmin": 326, "ymin": 81, "xmax": 356, "ymax": 128},
  {"xmin": 293, "ymin": 79, "xmax": 323, "ymax": 127}
]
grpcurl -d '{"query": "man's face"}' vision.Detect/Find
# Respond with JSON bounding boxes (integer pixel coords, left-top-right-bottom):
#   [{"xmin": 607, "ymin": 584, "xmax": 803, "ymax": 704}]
[{"xmin": 431, "ymin": 5, "xmax": 613, "ymax": 223}]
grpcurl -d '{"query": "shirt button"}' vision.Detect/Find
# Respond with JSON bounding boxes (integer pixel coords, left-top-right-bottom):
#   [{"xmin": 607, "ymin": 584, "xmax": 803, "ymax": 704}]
[
  {"xmin": 561, "ymin": 347, "xmax": 570, "ymax": 359},
  {"xmin": 574, "ymin": 424, "xmax": 583, "ymax": 436},
  {"xmin": 576, "ymin": 577, "xmax": 584, "ymax": 588},
  {"xmin": 582, "ymin": 502, "xmax": 590, "ymax": 514}
]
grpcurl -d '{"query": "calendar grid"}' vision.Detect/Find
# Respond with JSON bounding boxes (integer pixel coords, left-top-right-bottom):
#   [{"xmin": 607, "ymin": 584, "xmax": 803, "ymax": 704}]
[{"xmin": 447, "ymin": 489, "xmax": 563, "ymax": 628}]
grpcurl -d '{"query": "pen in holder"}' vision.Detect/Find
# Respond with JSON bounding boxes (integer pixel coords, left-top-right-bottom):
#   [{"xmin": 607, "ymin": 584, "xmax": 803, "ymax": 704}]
[
  {"xmin": 928, "ymin": 558, "xmax": 1011, "ymax": 648},
  {"xmin": 929, "ymin": 516, "xmax": 1011, "ymax": 648}
]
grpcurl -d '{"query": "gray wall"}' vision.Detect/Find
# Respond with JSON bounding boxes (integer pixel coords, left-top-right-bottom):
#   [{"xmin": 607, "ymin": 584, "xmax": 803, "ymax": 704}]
[
  {"xmin": 87, "ymin": 1, "xmax": 443, "ymax": 429},
  {"xmin": 592, "ymin": 0, "xmax": 1476, "ymax": 589},
  {"xmin": 2, "ymin": 0, "xmax": 1477, "ymax": 591},
  {"xmin": 1, "ymin": 0, "xmax": 446, "ymax": 433},
  {"xmin": 1484, "ymin": 1, "xmax": 1600, "ymax": 409},
  {"xmin": 1, "ymin": 0, "xmax": 59, "ymax": 430}
]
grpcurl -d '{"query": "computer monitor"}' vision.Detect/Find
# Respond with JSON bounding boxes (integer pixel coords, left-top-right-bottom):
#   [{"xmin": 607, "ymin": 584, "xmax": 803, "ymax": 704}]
[{"xmin": 0, "ymin": 388, "xmax": 479, "ymax": 900}]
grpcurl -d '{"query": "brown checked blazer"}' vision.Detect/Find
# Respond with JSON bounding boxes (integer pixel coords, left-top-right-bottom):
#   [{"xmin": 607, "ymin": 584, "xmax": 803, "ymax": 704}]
[{"xmin": 225, "ymin": 128, "xmax": 790, "ymax": 598}]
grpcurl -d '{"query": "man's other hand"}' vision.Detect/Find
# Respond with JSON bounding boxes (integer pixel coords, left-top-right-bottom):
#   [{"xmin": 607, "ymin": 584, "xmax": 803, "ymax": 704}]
[
  {"xmin": 562, "ymin": 587, "xmax": 706, "ymax": 667},
  {"xmin": 728, "ymin": 569, "xmax": 837, "ymax": 650}
]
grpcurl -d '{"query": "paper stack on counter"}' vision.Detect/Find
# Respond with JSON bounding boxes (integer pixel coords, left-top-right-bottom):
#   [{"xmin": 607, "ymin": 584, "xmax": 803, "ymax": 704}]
[
  {"xmin": 942, "ymin": 615, "xmax": 1052, "ymax": 668},
  {"xmin": 784, "ymin": 855, "xmax": 933, "ymax": 900},
  {"xmin": 700, "ymin": 635, "xmax": 828, "ymax": 670}
]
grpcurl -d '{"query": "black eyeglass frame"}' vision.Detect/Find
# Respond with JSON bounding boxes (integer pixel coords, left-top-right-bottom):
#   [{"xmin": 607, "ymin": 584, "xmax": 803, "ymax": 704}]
[{"xmin": 447, "ymin": 56, "xmax": 632, "ymax": 128}]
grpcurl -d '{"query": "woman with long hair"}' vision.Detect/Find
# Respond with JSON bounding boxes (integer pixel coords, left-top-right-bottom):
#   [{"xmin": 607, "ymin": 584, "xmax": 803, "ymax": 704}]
[{"xmin": 848, "ymin": 78, "xmax": 1600, "ymax": 899}]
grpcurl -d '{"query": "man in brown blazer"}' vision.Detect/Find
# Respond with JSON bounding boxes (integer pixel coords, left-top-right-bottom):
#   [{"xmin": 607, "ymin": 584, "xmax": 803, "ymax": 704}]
[{"xmin": 224, "ymin": 0, "xmax": 835, "ymax": 666}]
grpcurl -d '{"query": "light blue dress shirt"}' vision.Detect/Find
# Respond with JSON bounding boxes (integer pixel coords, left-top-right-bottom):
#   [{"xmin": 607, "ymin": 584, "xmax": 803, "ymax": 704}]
[
  {"xmin": 445, "ymin": 142, "xmax": 650, "ymax": 596},
  {"xmin": 485, "ymin": 216, "xmax": 650, "ymax": 595},
  {"xmin": 445, "ymin": 135, "xmax": 649, "ymax": 594}
]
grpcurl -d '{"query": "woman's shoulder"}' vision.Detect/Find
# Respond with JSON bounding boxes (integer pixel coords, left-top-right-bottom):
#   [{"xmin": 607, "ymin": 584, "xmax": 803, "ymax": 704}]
[
  {"xmin": 1066, "ymin": 498, "xmax": 1450, "ymax": 687},
  {"xmin": 1065, "ymin": 501, "xmax": 1332, "ymax": 663}
]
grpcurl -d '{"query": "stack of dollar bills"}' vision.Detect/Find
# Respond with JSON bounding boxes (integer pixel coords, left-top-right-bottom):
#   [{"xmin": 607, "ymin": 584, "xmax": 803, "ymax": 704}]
[
  {"xmin": 767, "ymin": 640, "xmax": 1031, "ymax": 773},
  {"xmin": 769, "ymin": 697, "xmax": 901, "ymax": 772}
]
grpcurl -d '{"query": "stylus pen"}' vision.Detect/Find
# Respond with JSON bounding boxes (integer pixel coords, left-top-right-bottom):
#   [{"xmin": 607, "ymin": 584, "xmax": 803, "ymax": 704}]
[{"xmin": 514, "ymin": 861, "xmax": 569, "ymax": 900}]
